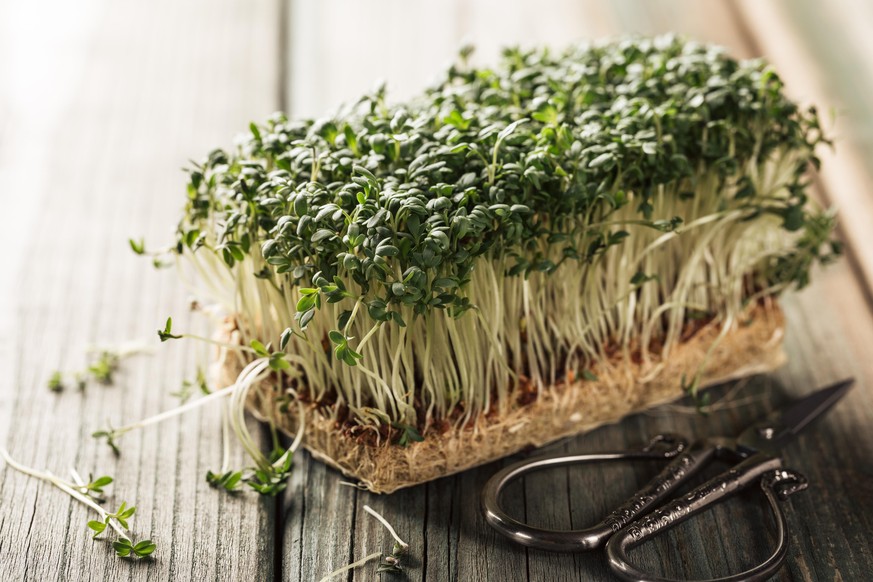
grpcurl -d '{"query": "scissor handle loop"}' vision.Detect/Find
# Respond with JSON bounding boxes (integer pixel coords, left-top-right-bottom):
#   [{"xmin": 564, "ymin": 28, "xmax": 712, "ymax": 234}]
[
  {"xmin": 606, "ymin": 454, "xmax": 806, "ymax": 582},
  {"xmin": 481, "ymin": 433, "xmax": 697, "ymax": 552}
]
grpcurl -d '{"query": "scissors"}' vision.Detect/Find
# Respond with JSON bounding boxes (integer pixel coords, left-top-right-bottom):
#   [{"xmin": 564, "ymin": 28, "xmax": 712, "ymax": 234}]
[{"xmin": 481, "ymin": 379, "xmax": 853, "ymax": 582}]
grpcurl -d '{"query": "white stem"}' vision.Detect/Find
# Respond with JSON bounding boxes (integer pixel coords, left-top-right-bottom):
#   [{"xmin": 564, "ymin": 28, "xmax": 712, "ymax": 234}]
[
  {"xmin": 318, "ymin": 551, "xmax": 382, "ymax": 582},
  {"xmin": 182, "ymin": 334, "xmax": 257, "ymax": 354},
  {"xmin": 229, "ymin": 359, "xmax": 272, "ymax": 468},
  {"xmin": 355, "ymin": 322, "xmax": 382, "ymax": 353},
  {"xmin": 343, "ymin": 299, "xmax": 361, "ymax": 336},
  {"xmin": 86, "ymin": 342, "xmax": 154, "ymax": 359},
  {"xmin": 289, "ymin": 400, "xmax": 306, "ymax": 453},
  {"xmin": 0, "ymin": 448, "xmax": 128, "ymax": 540},
  {"xmin": 220, "ymin": 398, "xmax": 231, "ymax": 473},
  {"xmin": 113, "ymin": 382, "xmax": 237, "ymax": 436},
  {"xmin": 70, "ymin": 468, "xmax": 86, "ymax": 487},
  {"xmin": 50, "ymin": 474, "xmax": 129, "ymax": 540},
  {"xmin": 363, "ymin": 504, "xmax": 408, "ymax": 548}
]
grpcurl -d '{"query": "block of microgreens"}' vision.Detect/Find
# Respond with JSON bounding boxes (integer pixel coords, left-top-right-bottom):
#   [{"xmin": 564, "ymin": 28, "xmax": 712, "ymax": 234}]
[
  {"xmin": 120, "ymin": 35, "xmax": 840, "ymax": 494},
  {"xmin": 14, "ymin": 33, "xmax": 842, "ymax": 521}
]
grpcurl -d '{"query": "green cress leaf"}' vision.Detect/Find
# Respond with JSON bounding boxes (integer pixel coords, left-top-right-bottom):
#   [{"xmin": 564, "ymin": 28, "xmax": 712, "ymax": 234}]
[
  {"xmin": 630, "ymin": 271, "xmax": 656, "ymax": 286},
  {"xmin": 170, "ymin": 379, "xmax": 194, "ymax": 403},
  {"xmin": 133, "ymin": 540, "xmax": 157, "ymax": 558},
  {"xmin": 90, "ymin": 476, "xmax": 113, "ymax": 489},
  {"xmin": 87, "ymin": 520, "xmax": 107, "ymax": 538},
  {"xmin": 207, "ymin": 470, "xmax": 244, "ymax": 492},
  {"xmin": 113, "ymin": 539, "xmax": 133, "ymax": 557},
  {"xmin": 48, "ymin": 371, "xmax": 64, "ymax": 392},
  {"xmin": 157, "ymin": 317, "xmax": 182, "ymax": 342},
  {"xmin": 87, "ymin": 351, "xmax": 120, "ymax": 385},
  {"xmin": 269, "ymin": 352, "xmax": 290, "ymax": 371},
  {"xmin": 92, "ymin": 429, "xmax": 121, "ymax": 456},
  {"xmin": 128, "ymin": 238, "xmax": 145, "ymax": 255},
  {"xmin": 391, "ymin": 422, "xmax": 424, "ymax": 447},
  {"xmin": 297, "ymin": 308, "xmax": 316, "ymax": 329},
  {"xmin": 243, "ymin": 450, "xmax": 295, "ymax": 496},
  {"xmin": 250, "ymin": 339, "xmax": 269, "ymax": 357},
  {"xmin": 280, "ymin": 328, "xmax": 293, "ymax": 350},
  {"xmin": 111, "ymin": 536, "xmax": 155, "ymax": 559}
]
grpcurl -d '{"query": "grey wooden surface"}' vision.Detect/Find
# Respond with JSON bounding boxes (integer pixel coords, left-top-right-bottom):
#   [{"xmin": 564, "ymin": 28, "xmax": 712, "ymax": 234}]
[
  {"xmin": 0, "ymin": 0, "xmax": 281, "ymax": 579},
  {"xmin": 1, "ymin": 1, "xmax": 872, "ymax": 581}
]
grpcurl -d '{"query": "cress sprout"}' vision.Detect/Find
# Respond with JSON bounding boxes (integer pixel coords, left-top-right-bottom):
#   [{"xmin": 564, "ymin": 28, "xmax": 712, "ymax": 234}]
[
  {"xmin": 0, "ymin": 449, "xmax": 155, "ymax": 560},
  {"xmin": 162, "ymin": 36, "xmax": 839, "ymax": 440}
]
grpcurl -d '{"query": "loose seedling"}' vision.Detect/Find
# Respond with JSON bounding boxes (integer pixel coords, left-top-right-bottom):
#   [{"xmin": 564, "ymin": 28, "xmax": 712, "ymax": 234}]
[
  {"xmin": 0, "ymin": 448, "xmax": 155, "ymax": 560},
  {"xmin": 92, "ymin": 355, "xmax": 304, "ymax": 496},
  {"xmin": 319, "ymin": 505, "xmax": 411, "ymax": 580},
  {"xmin": 47, "ymin": 344, "xmax": 148, "ymax": 392},
  {"xmin": 170, "ymin": 367, "xmax": 209, "ymax": 403}
]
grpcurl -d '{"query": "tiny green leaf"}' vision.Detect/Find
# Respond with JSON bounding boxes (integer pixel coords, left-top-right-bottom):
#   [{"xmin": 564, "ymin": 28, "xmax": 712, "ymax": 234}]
[
  {"xmin": 630, "ymin": 272, "xmax": 657, "ymax": 286},
  {"xmin": 87, "ymin": 520, "xmax": 107, "ymax": 538},
  {"xmin": 250, "ymin": 339, "xmax": 269, "ymax": 357},
  {"xmin": 280, "ymin": 328, "xmax": 293, "ymax": 350},
  {"xmin": 392, "ymin": 422, "xmax": 424, "ymax": 447},
  {"xmin": 92, "ymin": 429, "xmax": 121, "ymax": 456},
  {"xmin": 128, "ymin": 238, "xmax": 145, "ymax": 255},
  {"xmin": 269, "ymin": 352, "xmax": 291, "ymax": 371},
  {"xmin": 133, "ymin": 540, "xmax": 157, "ymax": 558},
  {"xmin": 48, "ymin": 371, "xmax": 64, "ymax": 393},
  {"xmin": 113, "ymin": 539, "xmax": 133, "ymax": 557},
  {"xmin": 296, "ymin": 294, "xmax": 317, "ymax": 313},
  {"xmin": 158, "ymin": 317, "xmax": 182, "ymax": 342}
]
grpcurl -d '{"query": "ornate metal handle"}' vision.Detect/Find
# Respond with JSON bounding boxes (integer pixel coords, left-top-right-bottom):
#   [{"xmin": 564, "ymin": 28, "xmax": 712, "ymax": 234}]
[
  {"xmin": 481, "ymin": 434, "xmax": 715, "ymax": 552},
  {"xmin": 606, "ymin": 453, "xmax": 808, "ymax": 582}
]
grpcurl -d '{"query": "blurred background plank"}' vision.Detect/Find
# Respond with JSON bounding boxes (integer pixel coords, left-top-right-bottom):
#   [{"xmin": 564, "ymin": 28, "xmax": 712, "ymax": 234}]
[
  {"xmin": 737, "ymin": 0, "xmax": 873, "ymax": 305},
  {"xmin": 0, "ymin": 0, "xmax": 281, "ymax": 579},
  {"xmin": 287, "ymin": 0, "xmax": 753, "ymax": 118}
]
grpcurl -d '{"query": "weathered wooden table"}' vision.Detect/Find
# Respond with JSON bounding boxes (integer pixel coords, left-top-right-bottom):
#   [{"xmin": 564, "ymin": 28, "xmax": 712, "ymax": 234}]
[{"xmin": 1, "ymin": 1, "xmax": 871, "ymax": 580}]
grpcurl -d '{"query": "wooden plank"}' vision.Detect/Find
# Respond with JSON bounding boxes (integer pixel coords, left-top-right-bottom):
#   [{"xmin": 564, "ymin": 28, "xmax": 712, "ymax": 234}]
[
  {"xmin": 0, "ymin": 0, "xmax": 281, "ymax": 580},
  {"xmin": 287, "ymin": 0, "xmax": 464, "ymax": 119},
  {"xmin": 736, "ymin": 0, "xmax": 873, "ymax": 301},
  {"xmin": 771, "ymin": 268, "xmax": 873, "ymax": 581},
  {"xmin": 283, "ymin": 451, "xmax": 358, "ymax": 581},
  {"xmin": 608, "ymin": 0, "xmax": 754, "ymax": 57},
  {"xmin": 349, "ymin": 477, "xmax": 427, "ymax": 580}
]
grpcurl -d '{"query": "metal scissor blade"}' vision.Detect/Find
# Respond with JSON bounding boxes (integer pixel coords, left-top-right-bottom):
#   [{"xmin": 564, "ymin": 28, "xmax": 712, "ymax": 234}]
[
  {"xmin": 738, "ymin": 379, "xmax": 854, "ymax": 454},
  {"xmin": 779, "ymin": 378, "xmax": 854, "ymax": 438}
]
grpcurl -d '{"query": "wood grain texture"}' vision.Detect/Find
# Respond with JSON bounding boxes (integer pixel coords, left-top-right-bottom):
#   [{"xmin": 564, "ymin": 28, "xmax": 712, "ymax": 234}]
[
  {"xmin": 736, "ymin": 0, "xmax": 873, "ymax": 299},
  {"xmin": 0, "ymin": 0, "xmax": 281, "ymax": 579},
  {"xmin": 2, "ymin": 0, "xmax": 873, "ymax": 581}
]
